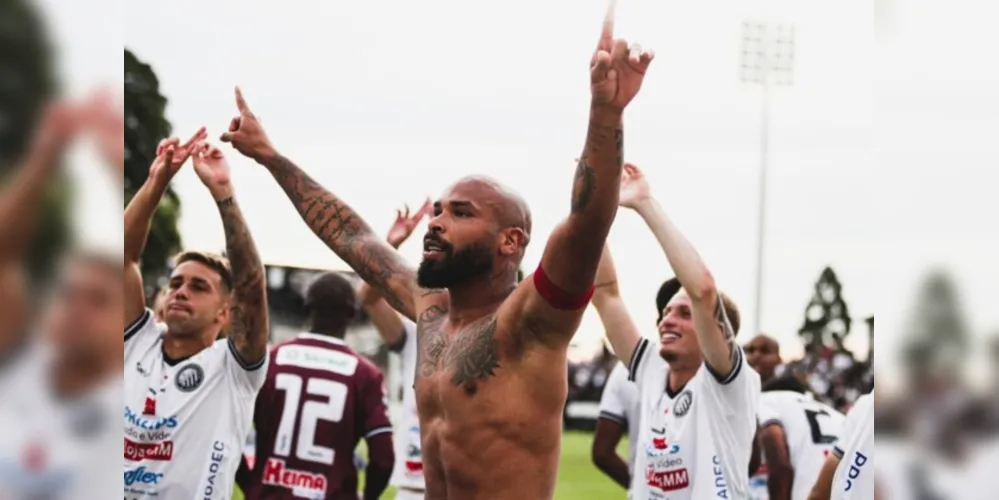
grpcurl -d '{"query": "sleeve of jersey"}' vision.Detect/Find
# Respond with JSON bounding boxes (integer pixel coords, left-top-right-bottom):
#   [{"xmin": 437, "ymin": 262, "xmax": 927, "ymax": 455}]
[
  {"xmin": 124, "ymin": 308, "xmax": 155, "ymax": 342},
  {"xmin": 627, "ymin": 337, "xmax": 657, "ymax": 384},
  {"xmin": 224, "ymin": 339, "xmax": 269, "ymax": 394},
  {"xmin": 598, "ymin": 365, "xmax": 628, "ymax": 425},
  {"xmin": 362, "ymin": 369, "xmax": 394, "ymax": 440},
  {"xmin": 124, "ymin": 309, "xmax": 165, "ymax": 361},
  {"xmin": 701, "ymin": 344, "xmax": 761, "ymax": 418},
  {"xmin": 757, "ymin": 397, "xmax": 782, "ymax": 429},
  {"xmin": 832, "ymin": 393, "xmax": 871, "ymax": 459}
]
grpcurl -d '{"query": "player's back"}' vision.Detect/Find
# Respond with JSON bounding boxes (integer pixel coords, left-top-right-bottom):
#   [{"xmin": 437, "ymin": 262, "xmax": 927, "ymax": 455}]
[
  {"xmin": 243, "ymin": 333, "xmax": 392, "ymax": 500},
  {"xmin": 760, "ymin": 391, "xmax": 845, "ymax": 500}
]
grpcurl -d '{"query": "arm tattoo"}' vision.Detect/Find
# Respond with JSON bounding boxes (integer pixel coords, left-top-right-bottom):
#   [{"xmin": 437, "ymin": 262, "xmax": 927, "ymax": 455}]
[
  {"xmin": 217, "ymin": 196, "xmax": 268, "ymax": 364},
  {"xmin": 416, "ymin": 306, "xmax": 502, "ymax": 396},
  {"xmin": 261, "ymin": 153, "xmax": 417, "ymax": 318},
  {"xmin": 571, "ymin": 158, "xmax": 597, "ymax": 212},
  {"xmin": 571, "ymin": 125, "xmax": 623, "ymax": 214}
]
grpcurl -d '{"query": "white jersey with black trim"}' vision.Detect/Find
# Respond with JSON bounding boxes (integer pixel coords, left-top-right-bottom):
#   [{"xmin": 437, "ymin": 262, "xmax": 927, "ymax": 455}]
[
  {"xmin": 598, "ymin": 362, "xmax": 642, "ymax": 478},
  {"xmin": 758, "ymin": 391, "xmax": 845, "ymax": 500},
  {"xmin": 831, "ymin": 392, "xmax": 874, "ymax": 500},
  {"xmin": 388, "ymin": 321, "xmax": 424, "ymax": 492},
  {"xmin": 123, "ymin": 309, "xmax": 268, "ymax": 500},
  {"xmin": 628, "ymin": 337, "xmax": 761, "ymax": 500}
]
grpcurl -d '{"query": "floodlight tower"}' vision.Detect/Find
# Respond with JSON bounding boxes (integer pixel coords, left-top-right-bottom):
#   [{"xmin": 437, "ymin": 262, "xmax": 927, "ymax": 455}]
[{"xmin": 740, "ymin": 21, "xmax": 795, "ymax": 335}]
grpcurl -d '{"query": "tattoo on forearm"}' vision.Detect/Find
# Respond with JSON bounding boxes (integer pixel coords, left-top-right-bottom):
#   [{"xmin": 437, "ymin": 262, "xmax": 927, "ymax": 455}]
[
  {"xmin": 217, "ymin": 198, "xmax": 268, "ymax": 362},
  {"xmin": 571, "ymin": 123, "xmax": 623, "ymax": 213},
  {"xmin": 262, "ymin": 154, "xmax": 417, "ymax": 317}
]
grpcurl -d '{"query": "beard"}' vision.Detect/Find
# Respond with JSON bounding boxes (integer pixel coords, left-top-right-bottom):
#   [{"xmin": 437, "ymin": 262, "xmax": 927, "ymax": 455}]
[{"xmin": 417, "ymin": 243, "xmax": 494, "ymax": 289}]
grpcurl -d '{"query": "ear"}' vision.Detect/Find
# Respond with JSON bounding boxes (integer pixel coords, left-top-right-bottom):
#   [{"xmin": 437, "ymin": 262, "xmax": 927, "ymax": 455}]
[{"xmin": 497, "ymin": 228, "xmax": 527, "ymax": 257}]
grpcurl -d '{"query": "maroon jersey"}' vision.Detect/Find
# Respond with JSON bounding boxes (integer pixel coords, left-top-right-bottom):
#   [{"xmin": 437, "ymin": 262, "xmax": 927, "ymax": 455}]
[{"xmin": 242, "ymin": 333, "xmax": 392, "ymax": 500}]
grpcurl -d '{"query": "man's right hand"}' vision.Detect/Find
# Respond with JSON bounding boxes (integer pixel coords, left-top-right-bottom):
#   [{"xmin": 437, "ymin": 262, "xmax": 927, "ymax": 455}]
[
  {"xmin": 219, "ymin": 87, "xmax": 276, "ymax": 162},
  {"xmin": 148, "ymin": 127, "xmax": 207, "ymax": 187},
  {"xmin": 386, "ymin": 198, "xmax": 432, "ymax": 248},
  {"xmin": 618, "ymin": 162, "xmax": 651, "ymax": 210}
]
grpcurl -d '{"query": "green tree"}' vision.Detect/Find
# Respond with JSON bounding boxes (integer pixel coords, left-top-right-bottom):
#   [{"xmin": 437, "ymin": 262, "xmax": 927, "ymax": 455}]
[
  {"xmin": 124, "ymin": 48, "xmax": 182, "ymax": 292},
  {"xmin": 0, "ymin": 0, "xmax": 70, "ymax": 282},
  {"xmin": 902, "ymin": 270, "xmax": 969, "ymax": 380},
  {"xmin": 798, "ymin": 267, "xmax": 853, "ymax": 352}
]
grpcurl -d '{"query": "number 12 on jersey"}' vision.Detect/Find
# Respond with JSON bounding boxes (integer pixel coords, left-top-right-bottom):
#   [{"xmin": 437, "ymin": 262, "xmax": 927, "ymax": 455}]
[{"xmin": 274, "ymin": 373, "xmax": 349, "ymax": 465}]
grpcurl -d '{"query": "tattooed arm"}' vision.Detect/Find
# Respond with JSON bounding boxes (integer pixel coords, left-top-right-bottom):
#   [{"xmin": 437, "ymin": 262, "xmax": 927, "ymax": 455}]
[
  {"xmin": 219, "ymin": 87, "xmax": 424, "ymax": 321},
  {"xmin": 260, "ymin": 154, "xmax": 420, "ymax": 320},
  {"xmin": 193, "ymin": 143, "xmax": 268, "ymax": 365}
]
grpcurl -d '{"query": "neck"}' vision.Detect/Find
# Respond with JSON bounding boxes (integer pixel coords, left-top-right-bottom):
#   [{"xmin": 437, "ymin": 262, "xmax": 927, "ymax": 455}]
[
  {"xmin": 666, "ymin": 361, "xmax": 700, "ymax": 393},
  {"xmin": 51, "ymin": 351, "xmax": 120, "ymax": 398},
  {"xmin": 446, "ymin": 268, "xmax": 517, "ymax": 326},
  {"xmin": 163, "ymin": 331, "xmax": 215, "ymax": 362}
]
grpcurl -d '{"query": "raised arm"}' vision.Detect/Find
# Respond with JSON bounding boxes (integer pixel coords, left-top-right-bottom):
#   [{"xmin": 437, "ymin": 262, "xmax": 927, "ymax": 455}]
[
  {"xmin": 219, "ymin": 88, "xmax": 422, "ymax": 320},
  {"xmin": 191, "ymin": 142, "xmax": 268, "ymax": 365},
  {"xmin": 622, "ymin": 163, "xmax": 738, "ymax": 376},
  {"xmin": 359, "ymin": 201, "xmax": 431, "ymax": 346},
  {"xmin": 0, "ymin": 105, "xmax": 76, "ymax": 266},
  {"xmin": 123, "ymin": 128, "xmax": 206, "ymax": 327},
  {"xmin": 518, "ymin": 1, "xmax": 654, "ymax": 341},
  {"xmin": 591, "ymin": 245, "xmax": 642, "ymax": 365}
]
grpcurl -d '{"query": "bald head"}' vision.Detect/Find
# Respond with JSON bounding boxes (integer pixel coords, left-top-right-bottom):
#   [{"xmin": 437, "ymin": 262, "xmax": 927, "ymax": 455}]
[
  {"xmin": 745, "ymin": 333, "xmax": 782, "ymax": 382},
  {"xmin": 418, "ymin": 176, "xmax": 533, "ymax": 289}
]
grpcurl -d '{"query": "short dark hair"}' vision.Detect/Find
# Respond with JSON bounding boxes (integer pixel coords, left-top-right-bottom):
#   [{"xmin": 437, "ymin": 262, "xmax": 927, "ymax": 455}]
[
  {"xmin": 305, "ymin": 272, "xmax": 358, "ymax": 325},
  {"xmin": 763, "ymin": 375, "xmax": 811, "ymax": 394},
  {"xmin": 655, "ymin": 277, "xmax": 742, "ymax": 336},
  {"xmin": 174, "ymin": 251, "xmax": 233, "ymax": 292}
]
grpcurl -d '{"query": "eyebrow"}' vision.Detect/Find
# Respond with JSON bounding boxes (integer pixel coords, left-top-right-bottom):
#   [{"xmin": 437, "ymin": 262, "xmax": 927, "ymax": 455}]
[{"xmin": 435, "ymin": 200, "xmax": 477, "ymax": 211}]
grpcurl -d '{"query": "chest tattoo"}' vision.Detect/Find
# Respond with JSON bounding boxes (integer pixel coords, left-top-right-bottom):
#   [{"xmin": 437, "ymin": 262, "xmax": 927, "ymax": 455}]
[{"xmin": 416, "ymin": 306, "xmax": 502, "ymax": 394}]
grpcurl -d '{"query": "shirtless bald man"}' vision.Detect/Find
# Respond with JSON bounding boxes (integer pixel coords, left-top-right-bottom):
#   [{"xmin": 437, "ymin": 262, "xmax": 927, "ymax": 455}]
[{"xmin": 221, "ymin": 4, "xmax": 653, "ymax": 498}]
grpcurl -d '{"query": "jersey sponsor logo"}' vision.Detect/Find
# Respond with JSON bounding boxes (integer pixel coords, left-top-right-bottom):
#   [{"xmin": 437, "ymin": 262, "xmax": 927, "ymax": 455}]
[
  {"xmin": 673, "ymin": 390, "xmax": 693, "ymax": 417},
  {"xmin": 712, "ymin": 455, "xmax": 730, "ymax": 497},
  {"xmin": 124, "ymin": 466, "xmax": 164, "ymax": 487},
  {"xmin": 202, "ymin": 440, "xmax": 226, "ymax": 499},
  {"xmin": 174, "ymin": 363, "xmax": 205, "ymax": 392},
  {"xmin": 844, "ymin": 451, "xmax": 868, "ymax": 491},
  {"xmin": 125, "ymin": 438, "xmax": 174, "ymax": 461},
  {"xmin": 261, "ymin": 457, "xmax": 328, "ymax": 495},
  {"xmin": 276, "ymin": 344, "xmax": 359, "ymax": 376},
  {"xmin": 645, "ymin": 465, "xmax": 690, "ymax": 492},
  {"xmin": 124, "ymin": 407, "xmax": 179, "ymax": 431}
]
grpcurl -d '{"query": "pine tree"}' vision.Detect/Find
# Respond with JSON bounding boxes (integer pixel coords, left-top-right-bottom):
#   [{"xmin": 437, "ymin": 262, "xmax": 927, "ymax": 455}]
[{"xmin": 798, "ymin": 267, "xmax": 853, "ymax": 352}]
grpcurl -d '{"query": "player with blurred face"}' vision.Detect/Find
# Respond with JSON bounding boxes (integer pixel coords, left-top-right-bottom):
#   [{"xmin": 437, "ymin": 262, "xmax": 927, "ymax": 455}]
[
  {"xmin": 151, "ymin": 285, "xmax": 170, "ymax": 322},
  {"xmin": 746, "ymin": 334, "xmax": 782, "ymax": 384},
  {"xmin": 123, "ymin": 132, "xmax": 269, "ymax": 499},
  {"xmin": 592, "ymin": 162, "xmax": 761, "ymax": 499},
  {"xmin": 222, "ymin": 2, "xmax": 654, "ymax": 497}
]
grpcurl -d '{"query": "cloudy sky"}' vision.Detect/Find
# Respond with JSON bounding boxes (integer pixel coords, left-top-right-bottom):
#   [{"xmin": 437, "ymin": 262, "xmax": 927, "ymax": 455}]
[{"xmin": 43, "ymin": 0, "xmax": 999, "ymax": 386}]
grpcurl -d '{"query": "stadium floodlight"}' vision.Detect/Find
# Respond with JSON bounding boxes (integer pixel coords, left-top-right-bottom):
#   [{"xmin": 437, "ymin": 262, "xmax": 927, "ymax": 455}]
[{"xmin": 740, "ymin": 21, "xmax": 795, "ymax": 335}]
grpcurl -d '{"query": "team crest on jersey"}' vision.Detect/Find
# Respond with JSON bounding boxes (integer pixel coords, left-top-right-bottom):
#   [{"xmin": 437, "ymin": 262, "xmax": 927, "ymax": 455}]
[
  {"xmin": 673, "ymin": 390, "xmax": 693, "ymax": 417},
  {"xmin": 174, "ymin": 364, "xmax": 205, "ymax": 392}
]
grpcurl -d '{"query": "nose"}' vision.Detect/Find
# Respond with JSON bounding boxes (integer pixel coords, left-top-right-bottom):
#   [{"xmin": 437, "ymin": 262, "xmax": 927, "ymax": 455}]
[
  {"xmin": 427, "ymin": 213, "xmax": 445, "ymax": 234},
  {"xmin": 172, "ymin": 287, "xmax": 189, "ymax": 301}
]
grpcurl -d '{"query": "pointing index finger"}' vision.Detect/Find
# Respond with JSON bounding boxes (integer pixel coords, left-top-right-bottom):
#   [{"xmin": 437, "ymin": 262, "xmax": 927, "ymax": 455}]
[
  {"xmin": 234, "ymin": 86, "xmax": 250, "ymax": 113},
  {"xmin": 598, "ymin": 0, "xmax": 617, "ymax": 51}
]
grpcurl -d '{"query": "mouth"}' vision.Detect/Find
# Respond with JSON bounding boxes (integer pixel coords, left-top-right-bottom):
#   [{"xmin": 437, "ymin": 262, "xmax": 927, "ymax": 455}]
[
  {"xmin": 423, "ymin": 238, "xmax": 448, "ymax": 259},
  {"xmin": 660, "ymin": 331, "xmax": 681, "ymax": 345},
  {"xmin": 167, "ymin": 303, "xmax": 192, "ymax": 314}
]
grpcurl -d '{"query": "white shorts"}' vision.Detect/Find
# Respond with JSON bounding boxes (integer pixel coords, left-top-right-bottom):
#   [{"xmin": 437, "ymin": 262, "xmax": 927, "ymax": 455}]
[{"xmin": 394, "ymin": 488, "xmax": 426, "ymax": 500}]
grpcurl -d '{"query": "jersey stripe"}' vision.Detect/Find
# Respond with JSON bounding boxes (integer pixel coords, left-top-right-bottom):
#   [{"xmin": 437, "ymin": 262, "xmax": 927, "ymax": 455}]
[
  {"xmin": 226, "ymin": 338, "xmax": 267, "ymax": 371},
  {"xmin": 598, "ymin": 411, "xmax": 627, "ymax": 425},
  {"xmin": 628, "ymin": 338, "xmax": 650, "ymax": 382},
  {"xmin": 125, "ymin": 309, "xmax": 152, "ymax": 341},
  {"xmin": 365, "ymin": 426, "xmax": 394, "ymax": 439}
]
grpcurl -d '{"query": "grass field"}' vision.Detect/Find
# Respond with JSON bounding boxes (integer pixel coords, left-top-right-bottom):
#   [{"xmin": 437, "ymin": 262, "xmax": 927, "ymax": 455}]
[{"xmin": 234, "ymin": 431, "xmax": 626, "ymax": 499}]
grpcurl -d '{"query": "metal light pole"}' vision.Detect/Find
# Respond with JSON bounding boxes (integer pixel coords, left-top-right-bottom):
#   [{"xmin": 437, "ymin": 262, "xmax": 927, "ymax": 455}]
[{"xmin": 740, "ymin": 21, "xmax": 795, "ymax": 335}]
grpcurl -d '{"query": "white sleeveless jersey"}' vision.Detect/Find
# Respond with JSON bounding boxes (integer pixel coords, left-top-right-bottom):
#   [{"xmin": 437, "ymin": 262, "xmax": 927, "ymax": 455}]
[
  {"xmin": 628, "ymin": 337, "xmax": 761, "ymax": 500},
  {"xmin": 124, "ymin": 309, "xmax": 268, "ymax": 499},
  {"xmin": 0, "ymin": 342, "xmax": 120, "ymax": 499},
  {"xmin": 390, "ymin": 321, "xmax": 424, "ymax": 491},
  {"xmin": 598, "ymin": 362, "xmax": 642, "ymax": 477},
  {"xmin": 758, "ymin": 391, "xmax": 845, "ymax": 500},
  {"xmin": 831, "ymin": 393, "xmax": 874, "ymax": 500}
]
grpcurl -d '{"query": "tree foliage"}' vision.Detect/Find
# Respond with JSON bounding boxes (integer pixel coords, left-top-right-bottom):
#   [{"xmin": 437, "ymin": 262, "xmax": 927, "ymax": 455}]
[
  {"xmin": 124, "ymin": 48, "xmax": 182, "ymax": 288},
  {"xmin": 798, "ymin": 267, "xmax": 853, "ymax": 352},
  {"xmin": 903, "ymin": 270, "xmax": 969, "ymax": 379},
  {"xmin": 0, "ymin": 0, "xmax": 70, "ymax": 282}
]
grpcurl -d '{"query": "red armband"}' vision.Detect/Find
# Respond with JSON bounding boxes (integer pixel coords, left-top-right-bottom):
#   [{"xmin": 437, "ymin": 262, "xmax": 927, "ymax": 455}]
[{"xmin": 533, "ymin": 264, "xmax": 595, "ymax": 310}]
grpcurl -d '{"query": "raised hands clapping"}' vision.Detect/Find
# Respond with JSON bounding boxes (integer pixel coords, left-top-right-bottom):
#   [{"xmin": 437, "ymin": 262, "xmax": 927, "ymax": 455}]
[
  {"xmin": 190, "ymin": 141, "xmax": 234, "ymax": 200},
  {"xmin": 590, "ymin": 0, "xmax": 655, "ymax": 111},
  {"xmin": 148, "ymin": 127, "xmax": 208, "ymax": 186}
]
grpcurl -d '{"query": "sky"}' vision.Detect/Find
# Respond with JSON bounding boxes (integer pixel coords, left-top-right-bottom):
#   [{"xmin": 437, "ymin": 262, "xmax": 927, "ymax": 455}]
[{"xmin": 38, "ymin": 0, "xmax": 999, "ymax": 386}]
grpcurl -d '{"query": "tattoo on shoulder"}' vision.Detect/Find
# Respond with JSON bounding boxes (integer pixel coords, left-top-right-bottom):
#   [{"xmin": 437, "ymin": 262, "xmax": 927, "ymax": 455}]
[{"xmin": 571, "ymin": 158, "xmax": 597, "ymax": 213}]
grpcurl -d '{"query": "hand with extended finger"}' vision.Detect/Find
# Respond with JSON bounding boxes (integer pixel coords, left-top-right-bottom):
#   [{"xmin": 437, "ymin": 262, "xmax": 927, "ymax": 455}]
[
  {"xmin": 590, "ymin": 0, "xmax": 655, "ymax": 111},
  {"xmin": 219, "ymin": 87, "xmax": 276, "ymax": 162},
  {"xmin": 386, "ymin": 198, "xmax": 432, "ymax": 248},
  {"xmin": 619, "ymin": 162, "xmax": 651, "ymax": 210},
  {"xmin": 191, "ymin": 141, "xmax": 234, "ymax": 200},
  {"xmin": 148, "ymin": 127, "xmax": 208, "ymax": 187}
]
